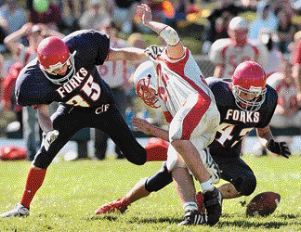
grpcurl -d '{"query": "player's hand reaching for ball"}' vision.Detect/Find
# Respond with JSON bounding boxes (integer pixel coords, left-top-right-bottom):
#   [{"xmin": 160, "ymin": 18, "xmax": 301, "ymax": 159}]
[
  {"xmin": 267, "ymin": 139, "xmax": 291, "ymax": 158},
  {"xmin": 132, "ymin": 117, "xmax": 154, "ymax": 136}
]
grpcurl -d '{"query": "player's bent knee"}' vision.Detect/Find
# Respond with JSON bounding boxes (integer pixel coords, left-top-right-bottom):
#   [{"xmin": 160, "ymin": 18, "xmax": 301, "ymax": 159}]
[
  {"xmin": 235, "ymin": 175, "xmax": 257, "ymax": 196},
  {"xmin": 145, "ymin": 163, "xmax": 173, "ymax": 192},
  {"xmin": 33, "ymin": 157, "xmax": 52, "ymax": 169},
  {"xmin": 127, "ymin": 154, "xmax": 146, "ymax": 165},
  {"xmin": 124, "ymin": 148, "xmax": 147, "ymax": 165},
  {"xmin": 33, "ymin": 150, "xmax": 53, "ymax": 169}
]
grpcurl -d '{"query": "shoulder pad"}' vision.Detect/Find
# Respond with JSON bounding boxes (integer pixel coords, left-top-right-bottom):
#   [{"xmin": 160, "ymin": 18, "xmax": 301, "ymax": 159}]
[{"xmin": 209, "ymin": 38, "xmax": 232, "ymax": 63}]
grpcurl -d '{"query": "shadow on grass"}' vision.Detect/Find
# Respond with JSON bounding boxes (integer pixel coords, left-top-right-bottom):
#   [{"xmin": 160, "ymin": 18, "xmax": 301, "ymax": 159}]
[
  {"xmin": 218, "ymin": 220, "xmax": 288, "ymax": 229},
  {"xmin": 278, "ymin": 213, "xmax": 299, "ymax": 219},
  {"xmin": 86, "ymin": 213, "xmax": 301, "ymax": 228},
  {"xmin": 87, "ymin": 215, "xmax": 119, "ymax": 221},
  {"xmin": 217, "ymin": 213, "xmax": 301, "ymax": 229},
  {"xmin": 86, "ymin": 215, "xmax": 181, "ymax": 224},
  {"xmin": 127, "ymin": 216, "xmax": 182, "ymax": 224}
]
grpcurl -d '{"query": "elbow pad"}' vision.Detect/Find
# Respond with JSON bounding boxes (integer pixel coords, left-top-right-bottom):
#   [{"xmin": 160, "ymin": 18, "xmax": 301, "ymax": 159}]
[{"xmin": 159, "ymin": 26, "xmax": 180, "ymax": 46}]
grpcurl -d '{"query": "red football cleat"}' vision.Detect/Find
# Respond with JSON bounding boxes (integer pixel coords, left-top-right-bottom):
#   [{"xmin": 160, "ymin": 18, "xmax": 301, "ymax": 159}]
[
  {"xmin": 195, "ymin": 191, "xmax": 205, "ymax": 214},
  {"xmin": 95, "ymin": 198, "xmax": 130, "ymax": 215}
]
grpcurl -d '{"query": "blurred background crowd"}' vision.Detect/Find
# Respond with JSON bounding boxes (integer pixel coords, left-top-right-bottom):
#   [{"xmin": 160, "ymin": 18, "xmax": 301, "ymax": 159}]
[{"xmin": 0, "ymin": 0, "xmax": 300, "ymax": 161}]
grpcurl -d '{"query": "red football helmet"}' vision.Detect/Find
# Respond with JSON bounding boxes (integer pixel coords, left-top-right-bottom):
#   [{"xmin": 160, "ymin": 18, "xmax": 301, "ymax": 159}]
[
  {"xmin": 37, "ymin": 36, "xmax": 76, "ymax": 85},
  {"xmin": 228, "ymin": 16, "xmax": 248, "ymax": 46},
  {"xmin": 232, "ymin": 61, "xmax": 267, "ymax": 111},
  {"xmin": 133, "ymin": 61, "xmax": 160, "ymax": 108}
]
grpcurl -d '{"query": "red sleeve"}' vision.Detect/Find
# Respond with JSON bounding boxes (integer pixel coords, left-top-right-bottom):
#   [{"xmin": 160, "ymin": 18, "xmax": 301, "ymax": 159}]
[
  {"xmin": 292, "ymin": 40, "xmax": 301, "ymax": 65},
  {"xmin": 2, "ymin": 63, "xmax": 23, "ymax": 108},
  {"xmin": 163, "ymin": 111, "xmax": 173, "ymax": 123},
  {"xmin": 2, "ymin": 74, "xmax": 16, "ymax": 107}
]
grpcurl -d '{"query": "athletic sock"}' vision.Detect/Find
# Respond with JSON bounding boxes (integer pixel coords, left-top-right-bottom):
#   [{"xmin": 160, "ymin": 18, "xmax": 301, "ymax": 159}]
[
  {"xmin": 200, "ymin": 179, "xmax": 214, "ymax": 193},
  {"xmin": 20, "ymin": 167, "xmax": 47, "ymax": 209},
  {"xmin": 183, "ymin": 202, "xmax": 198, "ymax": 212}
]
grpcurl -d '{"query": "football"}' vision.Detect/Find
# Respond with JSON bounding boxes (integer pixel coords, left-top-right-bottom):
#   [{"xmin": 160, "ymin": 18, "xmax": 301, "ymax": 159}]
[{"xmin": 246, "ymin": 192, "xmax": 281, "ymax": 217}]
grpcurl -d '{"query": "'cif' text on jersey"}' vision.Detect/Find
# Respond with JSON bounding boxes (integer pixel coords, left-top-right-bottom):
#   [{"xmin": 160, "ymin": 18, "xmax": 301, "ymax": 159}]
[{"xmin": 225, "ymin": 109, "xmax": 260, "ymax": 123}]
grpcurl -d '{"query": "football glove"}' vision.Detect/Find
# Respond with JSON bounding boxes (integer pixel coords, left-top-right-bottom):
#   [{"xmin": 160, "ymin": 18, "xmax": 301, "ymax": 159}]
[
  {"xmin": 267, "ymin": 139, "xmax": 291, "ymax": 158},
  {"xmin": 144, "ymin": 45, "xmax": 163, "ymax": 61},
  {"xmin": 42, "ymin": 130, "xmax": 59, "ymax": 151}
]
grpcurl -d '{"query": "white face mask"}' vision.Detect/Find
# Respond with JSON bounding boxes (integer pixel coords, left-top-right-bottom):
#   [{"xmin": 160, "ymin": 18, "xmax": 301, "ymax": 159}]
[
  {"xmin": 40, "ymin": 51, "xmax": 77, "ymax": 85},
  {"xmin": 232, "ymin": 85, "xmax": 267, "ymax": 112}
]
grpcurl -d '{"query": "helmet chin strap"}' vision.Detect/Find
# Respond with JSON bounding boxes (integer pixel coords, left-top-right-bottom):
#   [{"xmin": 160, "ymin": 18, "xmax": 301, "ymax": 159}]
[{"xmin": 41, "ymin": 51, "xmax": 77, "ymax": 85}]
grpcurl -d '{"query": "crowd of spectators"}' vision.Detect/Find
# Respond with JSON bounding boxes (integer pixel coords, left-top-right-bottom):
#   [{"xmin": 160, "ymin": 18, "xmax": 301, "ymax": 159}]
[{"xmin": 0, "ymin": 0, "xmax": 300, "ymax": 160}]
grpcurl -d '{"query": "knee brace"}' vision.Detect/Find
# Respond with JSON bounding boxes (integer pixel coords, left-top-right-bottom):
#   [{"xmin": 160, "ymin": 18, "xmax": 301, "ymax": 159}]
[
  {"xmin": 145, "ymin": 162, "xmax": 173, "ymax": 192},
  {"xmin": 234, "ymin": 174, "xmax": 257, "ymax": 196}
]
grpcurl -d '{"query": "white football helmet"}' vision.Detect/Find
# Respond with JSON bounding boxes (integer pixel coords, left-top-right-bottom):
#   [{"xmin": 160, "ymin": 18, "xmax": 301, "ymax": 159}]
[
  {"xmin": 228, "ymin": 16, "xmax": 248, "ymax": 46},
  {"xmin": 133, "ymin": 61, "xmax": 160, "ymax": 108}
]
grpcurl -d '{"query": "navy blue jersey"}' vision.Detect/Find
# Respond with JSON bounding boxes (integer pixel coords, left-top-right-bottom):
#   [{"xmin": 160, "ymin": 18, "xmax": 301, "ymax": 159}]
[
  {"xmin": 206, "ymin": 77, "xmax": 278, "ymax": 157},
  {"xmin": 15, "ymin": 30, "xmax": 114, "ymax": 108}
]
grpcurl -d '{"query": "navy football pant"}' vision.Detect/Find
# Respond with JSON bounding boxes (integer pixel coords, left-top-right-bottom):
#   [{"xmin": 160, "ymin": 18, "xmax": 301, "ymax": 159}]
[
  {"xmin": 94, "ymin": 87, "xmax": 127, "ymax": 159},
  {"xmin": 33, "ymin": 104, "xmax": 146, "ymax": 168},
  {"xmin": 143, "ymin": 157, "xmax": 256, "ymax": 196},
  {"xmin": 212, "ymin": 155, "xmax": 256, "ymax": 196}
]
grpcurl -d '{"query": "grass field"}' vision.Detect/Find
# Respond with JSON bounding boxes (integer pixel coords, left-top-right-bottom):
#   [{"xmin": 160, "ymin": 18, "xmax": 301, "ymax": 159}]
[{"xmin": 0, "ymin": 155, "xmax": 301, "ymax": 232}]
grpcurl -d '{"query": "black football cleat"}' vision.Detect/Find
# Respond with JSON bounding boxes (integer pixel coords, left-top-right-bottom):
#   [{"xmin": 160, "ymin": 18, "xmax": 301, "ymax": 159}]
[
  {"xmin": 178, "ymin": 209, "xmax": 207, "ymax": 226},
  {"xmin": 203, "ymin": 187, "xmax": 223, "ymax": 225}
]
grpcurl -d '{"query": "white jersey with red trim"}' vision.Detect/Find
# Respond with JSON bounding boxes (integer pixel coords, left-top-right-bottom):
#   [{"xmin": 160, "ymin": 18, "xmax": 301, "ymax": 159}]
[
  {"xmin": 269, "ymin": 72, "xmax": 299, "ymax": 110},
  {"xmin": 97, "ymin": 39, "xmax": 130, "ymax": 88},
  {"xmin": 154, "ymin": 47, "xmax": 214, "ymax": 116},
  {"xmin": 209, "ymin": 38, "xmax": 267, "ymax": 79}
]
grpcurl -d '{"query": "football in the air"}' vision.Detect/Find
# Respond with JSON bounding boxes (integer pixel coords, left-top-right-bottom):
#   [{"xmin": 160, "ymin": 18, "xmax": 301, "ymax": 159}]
[{"xmin": 246, "ymin": 192, "xmax": 281, "ymax": 217}]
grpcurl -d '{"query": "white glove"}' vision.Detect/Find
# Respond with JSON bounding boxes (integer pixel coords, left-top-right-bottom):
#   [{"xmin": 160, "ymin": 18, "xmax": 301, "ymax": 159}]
[
  {"xmin": 144, "ymin": 45, "xmax": 163, "ymax": 61},
  {"xmin": 42, "ymin": 130, "xmax": 59, "ymax": 151}
]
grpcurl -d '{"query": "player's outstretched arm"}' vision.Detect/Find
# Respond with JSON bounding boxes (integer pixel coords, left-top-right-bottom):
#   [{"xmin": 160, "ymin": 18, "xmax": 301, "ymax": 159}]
[
  {"xmin": 36, "ymin": 104, "xmax": 54, "ymax": 133},
  {"xmin": 256, "ymin": 126, "xmax": 273, "ymax": 147},
  {"xmin": 106, "ymin": 47, "xmax": 146, "ymax": 62},
  {"xmin": 132, "ymin": 117, "xmax": 169, "ymax": 141},
  {"xmin": 36, "ymin": 104, "xmax": 59, "ymax": 151},
  {"xmin": 136, "ymin": 4, "xmax": 185, "ymax": 60}
]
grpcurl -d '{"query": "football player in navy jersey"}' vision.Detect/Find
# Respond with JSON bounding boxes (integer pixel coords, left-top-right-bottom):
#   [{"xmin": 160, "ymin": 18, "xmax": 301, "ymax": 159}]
[
  {"xmin": 95, "ymin": 61, "xmax": 291, "ymax": 220},
  {"xmin": 0, "ymin": 29, "xmax": 152, "ymax": 218}
]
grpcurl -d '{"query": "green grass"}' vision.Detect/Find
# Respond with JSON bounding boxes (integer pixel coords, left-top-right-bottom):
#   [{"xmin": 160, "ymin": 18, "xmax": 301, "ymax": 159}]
[{"xmin": 0, "ymin": 155, "xmax": 301, "ymax": 231}]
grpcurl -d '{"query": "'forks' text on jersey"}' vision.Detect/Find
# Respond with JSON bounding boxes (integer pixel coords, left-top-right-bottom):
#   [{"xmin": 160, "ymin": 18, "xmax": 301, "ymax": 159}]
[{"xmin": 225, "ymin": 109, "xmax": 260, "ymax": 124}]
